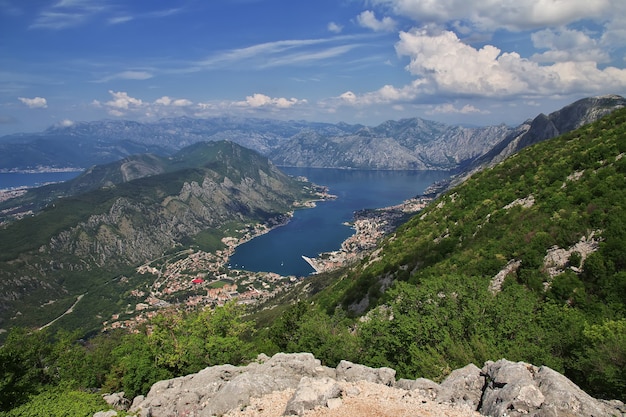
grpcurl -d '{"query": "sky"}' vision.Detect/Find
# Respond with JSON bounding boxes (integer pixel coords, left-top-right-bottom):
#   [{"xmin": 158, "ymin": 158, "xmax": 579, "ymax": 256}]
[{"xmin": 1, "ymin": 0, "xmax": 626, "ymax": 135}]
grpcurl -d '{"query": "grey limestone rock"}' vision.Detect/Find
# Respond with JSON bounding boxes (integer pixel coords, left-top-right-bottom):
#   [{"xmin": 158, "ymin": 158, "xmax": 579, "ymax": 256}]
[
  {"xmin": 102, "ymin": 391, "xmax": 130, "ymax": 411},
  {"xmin": 395, "ymin": 377, "xmax": 440, "ymax": 400},
  {"xmin": 438, "ymin": 363, "xmax": 484, "ymax": 410},
  {"xmin": 479, "ymin": 359, "xmax": 621, "ymax": 417},
  {"xmin": 335, "ymin": 360, "xmax": 395, "ymax": 386},
  {"xmin": 129, "ymin": 352, "xmax": 335, "ymax": 417},
  {"xmin": 124, "ymin": 354, "xmax": 625, "ymax": 417},
  {"xmin": 283, "ymin": 376, "xmax": 341, "ymax": 416}
]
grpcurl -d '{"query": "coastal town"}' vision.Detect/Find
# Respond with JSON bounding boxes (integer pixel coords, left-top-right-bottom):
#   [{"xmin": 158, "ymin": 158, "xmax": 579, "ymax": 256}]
[{"xmin": 103, "ymin": 195, "xmax": 433, "ymax": 331}]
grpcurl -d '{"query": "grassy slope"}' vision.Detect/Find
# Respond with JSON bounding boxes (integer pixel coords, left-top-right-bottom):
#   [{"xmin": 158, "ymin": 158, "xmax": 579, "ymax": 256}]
[{"xmin": 274, "ymin": 108, "xmax": 626, "ymax": 400}]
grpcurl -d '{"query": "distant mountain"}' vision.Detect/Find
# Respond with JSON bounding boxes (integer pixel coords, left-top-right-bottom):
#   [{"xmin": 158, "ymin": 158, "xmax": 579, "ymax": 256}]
[
  {"xmin": 0, "ymin": 141, "xmax": 315, "ymax": 331},
  {"xmin": 1, "ymin": 96, "xmax": 624, "ymax": 173},
  {"xmin": 0, "ymin": 117, "xmax": 360, "ymax": 171},
  {"xmin": 269, "ymin": 119, "xmax": 511, "ymax": 170}
]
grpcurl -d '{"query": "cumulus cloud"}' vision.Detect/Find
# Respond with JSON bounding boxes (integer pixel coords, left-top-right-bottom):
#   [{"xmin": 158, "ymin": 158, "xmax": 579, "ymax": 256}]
[
  {"xmin": 154, "ymin": 96, "xmax": 193, "ymax": 107},
  {"xmin": 357, "ymin": 10, "xmax": 397, "ymax": 32},
  {"xmin": 236, "ymin": 93, "xmax": 307, "ymax": 109},
  {"xmin": 93, "ymin": 91, "xmax": 308, "ymax": 119},
  {"xmin": 105, "ymin": 90, "xmax": 143, "ymax": 110},
  {"xmin": 370, "ymin": 0, "xmax": 618, "ymax": 32},
  {"xmin": 531, "ymin": 28, "xmax": 609, "ymax": 63},
  {"xmin": 395, "ymin": 28, "xmax": 626, "ymax": 96},
  {"xmin": 18, "ymin": 96, "xmax": 48, "ymax": 109},
  {"xmin": 333, "ymin": 27, "xmax": 626, "ymax": 109}
]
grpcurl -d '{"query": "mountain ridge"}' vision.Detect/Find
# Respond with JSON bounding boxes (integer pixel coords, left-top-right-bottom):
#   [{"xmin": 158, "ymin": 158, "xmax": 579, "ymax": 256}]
[
  {"xmin": 3, "ymin": 95, "xmax": 624, "ymax": 173},
  {"xmin": 0, "ymin": 141, "xmax": 316, "ymax": 332}
]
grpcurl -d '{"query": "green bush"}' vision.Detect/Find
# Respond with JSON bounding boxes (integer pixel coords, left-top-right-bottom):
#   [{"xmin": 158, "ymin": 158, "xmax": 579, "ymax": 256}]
[{"xmin": 2, "ymin": 387, "xmax": 111, "ymax": 417}]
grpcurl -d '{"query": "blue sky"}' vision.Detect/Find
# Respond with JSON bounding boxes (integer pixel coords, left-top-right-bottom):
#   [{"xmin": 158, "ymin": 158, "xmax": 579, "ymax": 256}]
[{"xmin": 1, "ymin": 0, "xmax": 625, "ymax": 135}]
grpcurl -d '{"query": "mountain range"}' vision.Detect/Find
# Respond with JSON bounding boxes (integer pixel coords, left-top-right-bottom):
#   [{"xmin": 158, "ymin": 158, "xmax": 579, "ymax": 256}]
[{"xmin": 2, "ymin": 95, "xmax": 624, "ymax": 173}]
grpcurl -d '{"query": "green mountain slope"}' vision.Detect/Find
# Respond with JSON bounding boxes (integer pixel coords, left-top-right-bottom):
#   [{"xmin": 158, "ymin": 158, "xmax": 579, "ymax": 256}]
[
  {"xmin": 279, "ymin": 107, "xmax": 626, "ymax": 400},
  {"xmin": 0, "ymin": 141, "xmax": 313, "ymax": 332}
]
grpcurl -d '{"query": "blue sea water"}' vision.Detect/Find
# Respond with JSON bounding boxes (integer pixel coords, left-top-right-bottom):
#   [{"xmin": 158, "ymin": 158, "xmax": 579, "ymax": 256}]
[
  {"xmin": 229, "ymin": 167, "xmax": 450, "ymax": 277},
  {"xmin": 1, "ymin": 168, "xmax": 450, "ymax": 277},
  {"xmin": 0, "ymin": 171, "xmax": 81, "ymax": 190}
]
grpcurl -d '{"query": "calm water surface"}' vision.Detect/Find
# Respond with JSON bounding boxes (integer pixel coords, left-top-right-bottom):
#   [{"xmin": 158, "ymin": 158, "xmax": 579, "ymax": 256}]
[
  {"xmin": 0, "ymin": 171, "xmax": 81, "ymax": 190},
  {"xmin": 230, "ymin": 168, "xmax": 450, "ymax": 277}
]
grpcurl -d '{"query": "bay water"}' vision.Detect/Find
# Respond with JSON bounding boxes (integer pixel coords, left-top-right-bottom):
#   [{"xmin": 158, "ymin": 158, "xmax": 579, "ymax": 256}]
[
  {"xmin": 0, "ymin": 171, "xmax": 81, "ymax": 190},
  {"xmin": 2, "ymin": 168, "xmax": 451, "ymax": 277},
  {"xmin": 229, "ymin": 168, "xmax": 450, "ymax": 277}
]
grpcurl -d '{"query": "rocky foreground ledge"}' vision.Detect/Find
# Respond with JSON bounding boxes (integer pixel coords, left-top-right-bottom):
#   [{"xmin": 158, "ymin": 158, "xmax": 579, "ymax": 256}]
[{"xmin": 97, "ymin": 352, "xmax": 625, "ymax": 417}]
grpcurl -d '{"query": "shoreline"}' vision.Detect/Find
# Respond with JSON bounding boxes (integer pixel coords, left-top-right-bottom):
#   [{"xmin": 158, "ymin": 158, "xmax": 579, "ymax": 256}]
[
  {"xmin": 301, "ymin": 255, "xmax": 321, "ymax": 274},
  {"xmin": 0, "ymin": 167, "xmax": 83, "ymax": 174}
]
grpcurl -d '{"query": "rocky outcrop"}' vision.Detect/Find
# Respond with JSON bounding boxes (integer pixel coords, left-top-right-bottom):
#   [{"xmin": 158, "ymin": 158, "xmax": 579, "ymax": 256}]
[
  {"xmin": 466, "ymin": 95, "xmax": 626, "ymax": 175},
  {"xmin": 116, "ymin": 353, "xmax": 625, "ymax": 417},
  {"xmin": 480, "ymin": 359, "xmax": 625, "ymax": 417}
]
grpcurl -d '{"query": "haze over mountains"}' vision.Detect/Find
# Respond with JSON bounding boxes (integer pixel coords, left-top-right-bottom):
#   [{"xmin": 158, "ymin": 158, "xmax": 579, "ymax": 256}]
[{"xmin": 2, "ymin": 95, "xmax": 624, "ymax": 173}]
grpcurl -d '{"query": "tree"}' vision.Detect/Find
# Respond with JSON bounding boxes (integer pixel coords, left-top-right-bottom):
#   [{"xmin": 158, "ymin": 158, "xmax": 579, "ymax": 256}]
[
  {"xmin": 575, "ymin": 319, "xmax": 626, "ymax": 401},
  {"xmin": 0, "ymin": 328, "xmax": 53, "ymax": 411}
]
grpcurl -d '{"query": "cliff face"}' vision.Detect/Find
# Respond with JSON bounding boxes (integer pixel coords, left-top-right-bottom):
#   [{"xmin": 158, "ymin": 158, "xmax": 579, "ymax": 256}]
[{"xmin": 104, "ymin": 353, "xmax": 625, "ymax": 417}]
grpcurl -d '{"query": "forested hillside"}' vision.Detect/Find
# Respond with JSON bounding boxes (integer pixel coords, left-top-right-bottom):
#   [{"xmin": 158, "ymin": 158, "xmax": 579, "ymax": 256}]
[
  {"xmin": 0, "ymin": 141, "xmax": 314, "ymax": 334},
  {"xmin": 1, "ymin": 109, "xmax": 625, "ymax": 415},
  {"xmin": 308, "ymin": 105, "xmax": 626, "ymax": 400}
]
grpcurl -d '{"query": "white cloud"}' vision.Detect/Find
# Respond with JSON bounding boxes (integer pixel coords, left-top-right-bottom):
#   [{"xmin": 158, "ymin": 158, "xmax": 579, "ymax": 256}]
[
  {"xmin": 333, "ymin": 27, "xmax": 626, "ymax": 109},
  {"xmin": 236, "ymin": 93, "xmax": 307, "ymax": 109},
  {"xmin": 357, "ymin": 10, "xmax": 397, "ymax": 32},
  {"xmin": 394, "ymin": 28, "xmax": 626, "ymax": 97},
  {"xmin": 172, "ymin": 98, "xmax": 193, "ymax": 107},
  {"xmin": 31, "ymin": 1, "xmax": 183, "ymax": 30},
  {"xmin": 154, "ymin": 96, "xmax": 193, "ymax": 107},
  {"xmin": 328, "ymin": 22, "xmax": 343, "ymax": 33},
  {"xmin": 104, "ymin": 90, "xmax": 144, "ymax": 113},
  {"xmin": 370, "ymin": 0, "xmax": 619, "ymax": 32},
  {"xmin": 193, "ymin": 35, "xmax": 368, "ymax": 71},
  {"xmin": 18, "ymin": 96, "xmax": 48, "ymax": 109},
  {"xmin": 94, "ymin": 91, "xmax": 307, "ymax": 119},
  {"xmin": 154, "ymin": 96, "xmax": 172, "ymax": 106},
  {"xmin": 531, "ymin": 28, "xmax": 609, "ymax": 64}
]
